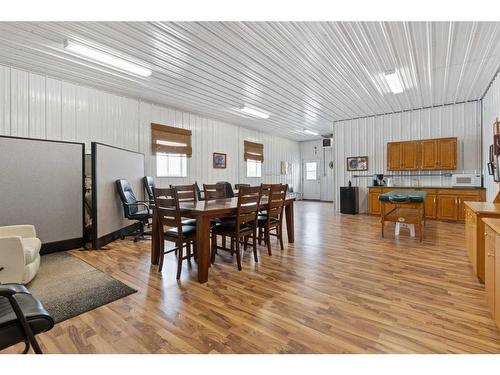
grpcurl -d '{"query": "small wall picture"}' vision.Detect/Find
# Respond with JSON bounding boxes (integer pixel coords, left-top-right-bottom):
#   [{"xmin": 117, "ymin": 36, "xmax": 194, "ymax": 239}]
[
  {"xmin": 213, "ymin": 152, "xmax": 227, "ymax": 169},
  {"xmin": 346, "ymin": 156, "xmax": 368, "ymax": 171},
  {"xmin": 280, "ymin": 161, "xmax": 292, "ymax": 175}
]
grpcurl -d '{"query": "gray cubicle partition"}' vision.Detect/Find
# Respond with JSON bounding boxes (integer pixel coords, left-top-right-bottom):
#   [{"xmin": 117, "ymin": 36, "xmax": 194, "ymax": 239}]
[
  {"xmin": 0, "ymin": 136, "xmax": 85, "ymax": 253},
  {"xmin": 91, "ymin": 142, "xmax": 145, "ymax": 249}
]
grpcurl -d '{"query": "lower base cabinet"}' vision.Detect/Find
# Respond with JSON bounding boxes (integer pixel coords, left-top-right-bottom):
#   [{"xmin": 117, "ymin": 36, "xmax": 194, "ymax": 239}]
[
  {"xmin": 367, "ymin": 187, "xmax": 485, "ymax": 221},
  {"xmin": 482, "ymin": 219, "xmax": 500, "ymax": 331}
]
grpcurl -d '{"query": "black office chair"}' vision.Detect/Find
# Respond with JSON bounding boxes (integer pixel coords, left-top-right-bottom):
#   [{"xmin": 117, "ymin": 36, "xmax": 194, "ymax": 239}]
[
  {"xmin": 116, "ymin": 179, "xmax": 152, "ymax": 242},
  {"xmin": 217, "ymin": 181, "xmax": 235, "ymax": 198},
  {"xmin": 194, "ymin": 181, "xmax": 204, "ymax": 201},
  {"xmin": 234, "ymin": 183, "xmax": 250, "ymax": 190},
  {"xmin": 0, "ymin": 284, "xmax": 54, "ymax": 354},
  {"xmin": 143, "ymin": 176, "xmax": 155, "ymax": 204}
]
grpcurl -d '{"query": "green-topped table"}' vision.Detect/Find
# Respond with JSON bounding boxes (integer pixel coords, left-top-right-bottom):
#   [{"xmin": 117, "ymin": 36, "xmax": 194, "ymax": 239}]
[{"xmin": 378, "ymin": 190, "xmax": 427, "ymax": 242}]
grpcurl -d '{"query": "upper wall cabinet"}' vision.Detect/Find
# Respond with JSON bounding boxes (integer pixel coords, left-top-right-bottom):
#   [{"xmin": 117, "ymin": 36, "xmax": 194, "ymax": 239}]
[
  {"xmin": 387, "ymin": 141, "xmax": 419, "ymax": 171},
  {"xmin": 387, "ymin": 137, "xmax": 457, "ymax": 171}
]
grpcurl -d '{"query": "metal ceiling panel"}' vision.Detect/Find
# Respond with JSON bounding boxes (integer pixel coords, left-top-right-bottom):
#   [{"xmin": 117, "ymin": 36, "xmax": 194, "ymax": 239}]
[{"xmin": 0, "ymin": 21, "xmax": 498, "ymax": 141}]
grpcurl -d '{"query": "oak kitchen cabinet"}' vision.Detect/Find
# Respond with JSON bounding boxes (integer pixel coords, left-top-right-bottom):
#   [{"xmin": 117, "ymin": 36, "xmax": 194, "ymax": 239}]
[
  {"xmin": 387, "ymin": 141, "xmax": 418, "ymax": 171},
  {"xmin": 387, "ymin": 142, "xmax": 403, "ymax": 171},
  {"xmin": 387, "ymin": 137, "xmax": 457, "ymax": 171},
  {"xmin": 368, "ymin": 187, "xmax": 485, "ymax": 222},
  {"xmin": 463, "ymin": 202, "xmax": 500, "ymax": 283},
  {"xmin": 368, "ymin": 188, "xmax": 382, "ymax": 215},
  {"xmin": 480, "ymin": 218, "xmax": 500, "ymax": 330}
]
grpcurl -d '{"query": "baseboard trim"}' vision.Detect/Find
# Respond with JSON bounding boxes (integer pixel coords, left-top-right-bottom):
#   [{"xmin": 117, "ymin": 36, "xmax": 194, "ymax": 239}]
[
  {"xmin": 94, "ymin": 222, "xmax": 142, "ymax": 249},
  {"xmin": 41, "ymin": 237, "xmax": 84, "ymax": 254}
]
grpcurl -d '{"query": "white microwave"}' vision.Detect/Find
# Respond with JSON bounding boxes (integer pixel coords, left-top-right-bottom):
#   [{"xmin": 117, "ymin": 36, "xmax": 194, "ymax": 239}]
[{"xmin": 451, "ymin": 174, "xmax": 482, "ymax": 187}]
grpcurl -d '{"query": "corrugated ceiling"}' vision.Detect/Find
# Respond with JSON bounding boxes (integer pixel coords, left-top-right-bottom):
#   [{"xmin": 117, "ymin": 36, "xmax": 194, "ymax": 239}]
[{"xmin": 0, "ymin": 21, "xmax": 498, "ymax": 141}]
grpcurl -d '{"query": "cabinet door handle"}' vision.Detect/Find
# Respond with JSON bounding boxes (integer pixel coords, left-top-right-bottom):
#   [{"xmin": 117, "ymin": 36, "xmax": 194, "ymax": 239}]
[{"xmin": 488, "ymin": 253, "xmax": 495, "ymax": 257}]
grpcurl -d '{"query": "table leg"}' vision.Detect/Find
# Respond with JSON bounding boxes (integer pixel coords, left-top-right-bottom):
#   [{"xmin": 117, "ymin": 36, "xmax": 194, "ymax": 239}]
[
  {"xmin": 151, "ymin": 208, "xmax": 160, "ymax": 265},
  {"xmin": 285, "ymin": 200, "xmax": 295, "ymax": 243},
  {"xmin": 197, "ymin": 215, "xmax": 210, "ymax": 283}
]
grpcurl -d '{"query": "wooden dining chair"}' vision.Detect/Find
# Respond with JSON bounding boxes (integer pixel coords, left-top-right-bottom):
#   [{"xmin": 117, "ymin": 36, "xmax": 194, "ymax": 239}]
[
  {"xmin": 171, "ymin": 184, "xmax": 197, "ymax": 226},
  {"xmin": 259, "ymin": 183, "xmax": 272, "ymax": 214},
  {"xmin": 203, "ymin": 183, "xmax": 234, "ymax": 248},
  {"xmin": 203, "ymin": 183, "xmax": 226, "ymax": 200},
  {"xmin": 153, "ymin": 187, "xmax": 197, "ymax": 279},
  {"xmin": 258, "ymin": 184, "xmax": 288, "ymax": 255},
  {"xmin": 210, "ymin": 185, "xmax": 262, "ymax": 270}
]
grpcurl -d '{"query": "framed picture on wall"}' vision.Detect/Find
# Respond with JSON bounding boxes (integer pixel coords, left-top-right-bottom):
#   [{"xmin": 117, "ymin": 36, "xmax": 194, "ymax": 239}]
[
  {"xmin": 213, "ymin": 152, "xmax": 227, "ymax": 169},
  {"xmin": 280, "ymin": 161, "xmax": 292, "ymax": 175},
  {"xmin": 346, "ymin": 156, "xmax": 368, "ymax": 171}
]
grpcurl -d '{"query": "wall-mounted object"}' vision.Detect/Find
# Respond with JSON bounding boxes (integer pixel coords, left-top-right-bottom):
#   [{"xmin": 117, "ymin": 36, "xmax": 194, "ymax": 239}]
[
  {"xmin": 322, "ymin": 138, "xmax": 333, "ymax": 148},
  {"xmin": 488, "ymin": 162, "xmax": 495, "ymax": 176},
  {"xmin": 494, "ymin": 118, "xmax": 500, "ymax": 156},
  {"xmin": 280, "ymin": 161, "xmax": 292, "ymax": 175},
  {"xmin": 213, "ymin": 152, "xmax": 227, "ymax": 169},
  {"xmin": 346, "ymin": 156, "xmax": 368, "ymax": 171}
]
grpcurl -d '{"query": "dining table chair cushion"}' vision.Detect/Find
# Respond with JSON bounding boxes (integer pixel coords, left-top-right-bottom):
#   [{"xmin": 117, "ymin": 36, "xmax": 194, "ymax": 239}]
[
  {"xmin": 211, "ymin": 221, "xmax": 253, "ymax": 234},
  {"xmin": 181, "ymin": 218, "xmax": 197, "ymax": 226},
  {"xmin": 164, "ymin": 225, "xmax": 197, "ymax": 238},
  {"xmin": 257, "ymin": 215, "xmax": 279, "ymax": 225}
]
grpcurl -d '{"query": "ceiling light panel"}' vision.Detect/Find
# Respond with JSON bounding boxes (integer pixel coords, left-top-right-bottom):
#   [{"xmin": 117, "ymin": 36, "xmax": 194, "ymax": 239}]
[{"xmin": 64, "ymin": 40, "xmax": 152, "ymax": 77}]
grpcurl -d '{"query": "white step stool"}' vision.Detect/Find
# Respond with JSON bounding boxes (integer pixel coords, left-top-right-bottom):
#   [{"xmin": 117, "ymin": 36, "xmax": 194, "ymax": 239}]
[{"xmin": 395, "ymin": 222, "xmax": 415, "ymax": 237}]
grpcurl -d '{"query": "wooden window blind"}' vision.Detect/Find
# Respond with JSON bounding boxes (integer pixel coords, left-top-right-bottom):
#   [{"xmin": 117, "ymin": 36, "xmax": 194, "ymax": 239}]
[
  {"xmin": 151, "ymin": 123, "xmax": 192, "ymax": 157},
  {"xmin": 244, "ymin": 140, "xmax": 264, "ymax": 162}
]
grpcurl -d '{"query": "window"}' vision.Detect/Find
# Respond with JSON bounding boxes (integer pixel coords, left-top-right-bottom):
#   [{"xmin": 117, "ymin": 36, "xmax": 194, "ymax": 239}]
[
  {"xmin": 305, "ymin": 162, "xmax": 317, "ymax": 180},
  {"xmin": 152, "ymin": 123, "xmax": 191, "ymax": 177},
  {"xmin": 156, "ymin": 154, "xmax": 187, "ymax": 177},
  {"xmin": 246, "ymin": 159, "xmax": 262, "ymax": 178},
  {"xmin": 244, "ymin": 140, "xmax": 263, "ymax": 178}
]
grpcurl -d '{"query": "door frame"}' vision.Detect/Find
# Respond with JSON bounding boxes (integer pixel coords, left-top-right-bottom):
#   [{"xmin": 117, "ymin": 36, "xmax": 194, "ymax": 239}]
[{"xmin": 303, "ymin": 159, "xmax": 321, "ymax": 200}]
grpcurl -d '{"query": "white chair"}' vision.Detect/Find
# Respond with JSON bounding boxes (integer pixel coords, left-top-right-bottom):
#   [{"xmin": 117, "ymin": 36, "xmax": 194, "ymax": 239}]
[{"xmin": 0, "ymin": 225, "xmax": 41, "ymax": 284}]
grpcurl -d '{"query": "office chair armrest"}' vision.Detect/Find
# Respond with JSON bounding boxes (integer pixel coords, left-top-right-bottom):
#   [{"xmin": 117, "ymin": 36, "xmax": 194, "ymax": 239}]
[
  {"xmin": 122, "ymin": 202, "xmax": 150, "ymax": 210},
  {"xmin": 0, "ymin": 284, "xmax": 19, "ymax": 296}
]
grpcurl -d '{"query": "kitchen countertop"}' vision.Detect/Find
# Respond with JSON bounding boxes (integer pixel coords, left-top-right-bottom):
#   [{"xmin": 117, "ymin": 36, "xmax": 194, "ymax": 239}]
[
  {"xmin": 482, "ymin": 218, "xmax": 500, "ymax": 234},
  {"xmin": 465, "ymin": 201, "xmax": 500, "ymax": 215},
  {"xmin": 368, "ymin": 186, "xmax": 485, "ymax": 190}
]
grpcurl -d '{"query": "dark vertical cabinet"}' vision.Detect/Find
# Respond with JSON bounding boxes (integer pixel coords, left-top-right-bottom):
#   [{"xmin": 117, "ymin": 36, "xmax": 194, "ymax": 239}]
[{"xmin": 340, "ymin": 187, "xmax": 359, "ymax": 214}]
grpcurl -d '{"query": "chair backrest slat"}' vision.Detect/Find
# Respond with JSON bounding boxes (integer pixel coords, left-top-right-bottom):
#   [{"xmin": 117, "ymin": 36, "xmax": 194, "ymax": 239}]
[
  {"xmin": 236, "ymin": 186, "xmax": 262, "ymax": 228},
  {"xmin": 203, "ymin": 183, "xmax": 226, "ymax": 200},
  {"xmin": 171, "ymin": 184, "xmax": 197, "ymax": 202},
  {"xmin": 153, "ymin": 188, "xmax": 182, "ymax": 230},
  {"xmin": 265, "ymin": 184, "xmax": 288, "ymax": 219}
]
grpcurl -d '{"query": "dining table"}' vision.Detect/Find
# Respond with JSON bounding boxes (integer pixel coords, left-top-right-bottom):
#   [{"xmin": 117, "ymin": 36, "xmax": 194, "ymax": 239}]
[{"xmin": 150, "ymin": 195, "xmax": 296, "ymax": 283}]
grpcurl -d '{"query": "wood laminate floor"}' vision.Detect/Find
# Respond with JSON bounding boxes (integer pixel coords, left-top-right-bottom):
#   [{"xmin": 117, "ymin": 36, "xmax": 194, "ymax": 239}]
[{"xmin": 4, "ymin": 201, "xmax": 500, "ymax": 353}]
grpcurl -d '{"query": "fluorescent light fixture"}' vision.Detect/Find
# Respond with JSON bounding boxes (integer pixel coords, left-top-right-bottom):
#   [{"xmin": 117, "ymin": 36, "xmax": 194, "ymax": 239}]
[
  {"xmin": 238, "ymin": 105, "xmax": 270, "ymax": 119},
  {"xmin": 64, "ymin": 40, "xmax": 152, "ymax": 77},
  {"xmin": 384, "ymin": 70, "xmax": 404, "ymax": 94},
  {"xmin": 303, "ymin": 129, "xmax": 319, "ymax": 136}
]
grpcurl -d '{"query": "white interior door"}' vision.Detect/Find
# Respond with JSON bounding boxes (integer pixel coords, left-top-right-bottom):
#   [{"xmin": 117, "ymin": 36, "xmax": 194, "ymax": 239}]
[{"xmin": 303, "ymin": 160, "xmax": 321, "ymax": 200}]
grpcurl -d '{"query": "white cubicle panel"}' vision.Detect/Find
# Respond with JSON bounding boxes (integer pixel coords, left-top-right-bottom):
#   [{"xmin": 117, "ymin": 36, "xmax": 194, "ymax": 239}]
[
  {"xmin": 0, "ymin": 136, "xmax": 84, "ymax": 251},
  {"xmin": 92, "ymin": 142, "xmax": 145, "ymax": 248}
]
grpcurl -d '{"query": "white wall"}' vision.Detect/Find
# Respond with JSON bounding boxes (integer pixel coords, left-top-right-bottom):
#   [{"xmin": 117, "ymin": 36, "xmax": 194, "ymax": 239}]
[
  {"xmin": 300, "ymin": 140, "xmax": 334, "ymax": 202},
  {"xmin": 0, "ymin": 64, "xmax": 301, "ymax": 190},
  {"xmin": 334, "ymin": 101, "xmax": 481, "ymax": 212},
  {"xmin": 482, "ymin": 72, "xmax": 500, "ymax": 202}
]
